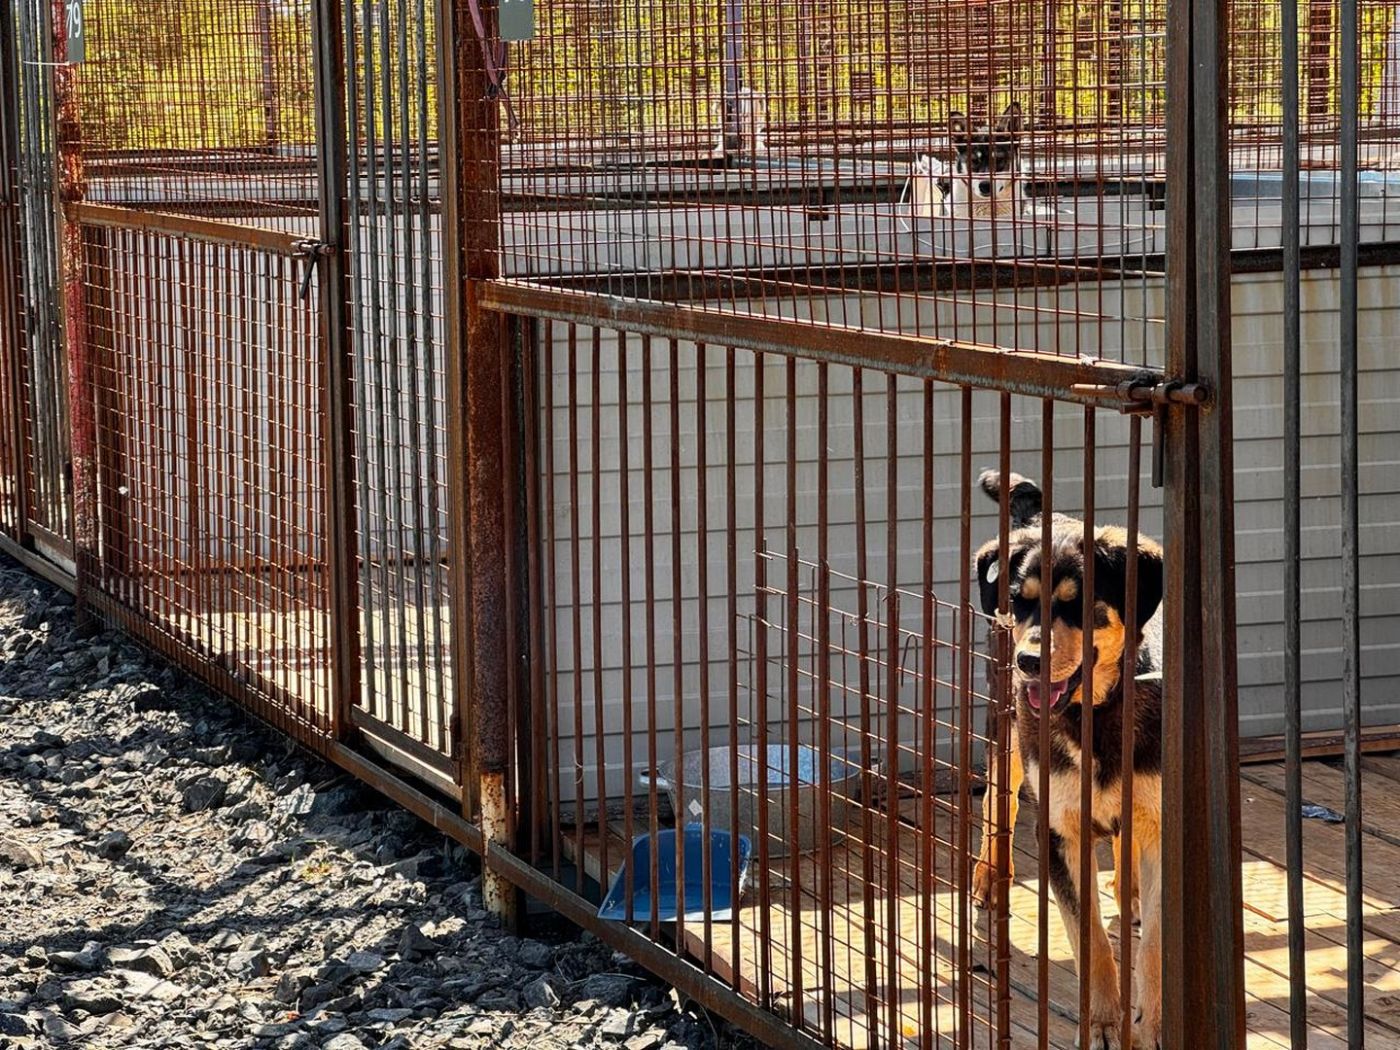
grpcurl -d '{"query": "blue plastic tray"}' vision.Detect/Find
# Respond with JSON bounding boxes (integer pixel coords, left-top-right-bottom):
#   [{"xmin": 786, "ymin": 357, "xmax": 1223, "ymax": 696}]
[{"xmin": 597, "ymin": 824, "xmax": 752, "ymax": 924}]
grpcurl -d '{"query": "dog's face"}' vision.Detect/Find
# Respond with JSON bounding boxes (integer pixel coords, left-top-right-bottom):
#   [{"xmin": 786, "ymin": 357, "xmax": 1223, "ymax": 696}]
[
  {"xmin": 948, "ymin": 103, "xmax": 1023, "ymax": 209},
  {"xmin": 976, "ymin": 522, "xmax": 1163, "ymax": 714}
]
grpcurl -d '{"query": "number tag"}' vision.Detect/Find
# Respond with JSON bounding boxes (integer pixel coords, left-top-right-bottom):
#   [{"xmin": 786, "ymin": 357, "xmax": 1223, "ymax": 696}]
[
  {"xmin": 498, "ymin": 0, "xmax": 533, "ymax": 42},
  {"xmin": 65, "ymin": 0, "xmax": 84, "ymax": 64}
]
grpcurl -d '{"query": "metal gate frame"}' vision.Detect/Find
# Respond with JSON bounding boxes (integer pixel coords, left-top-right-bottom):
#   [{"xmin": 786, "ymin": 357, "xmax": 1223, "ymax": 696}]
[
  {"xmin": 463, "ymin": 1, "xmax": 1252, "ymax": 1048},
  {"xmin": 0, "ymin": 0, "xmax": 1257, "ymax": 1046},
  {"xmin": 446, "ymin": 0, "xmax": 1248, "ymax": 1042}
]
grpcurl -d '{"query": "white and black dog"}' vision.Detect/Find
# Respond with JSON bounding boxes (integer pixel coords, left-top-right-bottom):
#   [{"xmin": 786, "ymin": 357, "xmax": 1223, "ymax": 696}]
[{"xmin": 912, "ymin": 102, "xmax": 1026, "ymax": 219}]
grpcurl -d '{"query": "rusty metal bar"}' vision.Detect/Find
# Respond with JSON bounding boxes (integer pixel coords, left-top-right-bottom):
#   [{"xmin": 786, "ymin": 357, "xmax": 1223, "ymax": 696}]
[
  {"xmin": 955, "ymin": 384, "xmax": 973, "ymax": 1041},
  {"xmin": 1280, "ymin": 0, "xmax": 1307, "ymax": 1035},
  {"xmin": 1037, "ymin": 401, "xmax": 1054, "ymax": 1050},
  {"xmin": 1163, "ymin": 0, "xmax": 1246, "ymax": 1033},
  {"xmin": 1339, "ymin": 0, "xmax": 1363, "ymax": 1035},
  {"xmin": 80, "ymin": 223, "xmax": 115, "ymax": 592},
  {"xmin": 0, "ymin": 0, "xmax": 29, "ymax": 540},
  {"xmin": 351, "ymin": 706, "xmax": 460, "ymax": 782},
  {"xmin": 64, "ymin": 204, "xmax": 307, "ymax": 256},
  {"xmin": 479, "ymin": 283, "xmax": 1164, "ymax": 407},
  {"xmin": 51, "ymin": 0, "xmax": 88, "ymax": 608},
  {"xmin": 310, "ymin": 0, "xmax": 363, "ymax": 746},
  {"xmin": 521, "ymin": 321, "xmax": 545, "ymax": 867},
  {"xmin": 1119, "ymin": 415, "xmax": 1141, "ymax": 1050},
  {"xmin": 445, "ymin": 0, "xmax": 515, "ymax": 923},
  {"xmin": 1078, "ymin": 408, "xmax": 1096, "ymax": 1050},
  {"xmin": 994, "ymin": 392, "xmax": 1013, "ymax": 1049},
  {"xmin": 434, "ymin": 0, "xmax": 470, "ymax": 793}
]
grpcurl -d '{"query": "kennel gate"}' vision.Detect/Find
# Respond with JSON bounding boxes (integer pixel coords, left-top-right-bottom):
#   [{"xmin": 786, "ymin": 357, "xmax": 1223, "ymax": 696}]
[
  {"xmin": 466, "ymin": 0, "xmax": 1245, "ymax": 1041},
  {"xmin": 9, "ymin": 0, "xmax": 470, "ymax": 794}
]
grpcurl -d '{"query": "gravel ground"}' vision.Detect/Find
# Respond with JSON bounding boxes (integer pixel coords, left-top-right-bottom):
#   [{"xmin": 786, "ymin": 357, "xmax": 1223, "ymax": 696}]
[{"xmin": 0, "ymin": 557, "xmax": 760, "ymax": 1050}]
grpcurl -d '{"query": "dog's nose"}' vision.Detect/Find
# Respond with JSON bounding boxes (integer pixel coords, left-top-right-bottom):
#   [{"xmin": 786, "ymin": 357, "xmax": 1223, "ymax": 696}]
[
  {"xmin": 1017, "ymin": 649, "xmax": 1040, "ymax": 676},
  {"xmin": 977, "ymin": 180, "xmax": 993, "ymax": 196}
]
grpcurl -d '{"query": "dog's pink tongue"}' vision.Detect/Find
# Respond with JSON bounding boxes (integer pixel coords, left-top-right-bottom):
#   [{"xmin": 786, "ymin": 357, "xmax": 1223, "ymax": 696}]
[{"xmin": 1026, "ymin": 680, "xmax": 1067, "ymax": 711}]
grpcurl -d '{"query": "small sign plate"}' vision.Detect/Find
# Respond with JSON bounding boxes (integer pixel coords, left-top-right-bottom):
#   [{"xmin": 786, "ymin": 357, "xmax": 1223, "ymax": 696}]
[
  {"xmin": 499, "ymin": 0, "xmax": 534, "ymax": 42},
  {"xmin": 64, "ymin": 0, "xmax": 84, "ymax": 63}
]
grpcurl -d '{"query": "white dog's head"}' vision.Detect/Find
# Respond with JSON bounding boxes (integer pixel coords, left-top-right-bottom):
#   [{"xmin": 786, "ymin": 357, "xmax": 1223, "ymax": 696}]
[{"xmin": 946, "ymin": 103, "xmax": 1024, "ymax": 218}]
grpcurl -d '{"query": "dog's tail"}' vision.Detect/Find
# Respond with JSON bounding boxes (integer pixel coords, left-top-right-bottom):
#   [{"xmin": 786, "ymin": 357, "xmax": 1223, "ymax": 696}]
[{"xmin": 977, "ymin": 469, "xmax": 1043, "ymax": 529}]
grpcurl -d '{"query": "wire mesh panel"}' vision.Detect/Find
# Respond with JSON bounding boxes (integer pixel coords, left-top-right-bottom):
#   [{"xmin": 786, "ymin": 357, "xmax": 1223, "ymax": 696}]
[
  {"xmin": 74, "ymin": 0, "xmax": 320, "ymax": 231},
  {"xmin": 343, "ymin": 0, "xmax": 455, "ymax": 771},
  {"xmin": 12, "ymin": 0, "xmax": 71, "ymax": 549},
  {"xmin": 0, "ymin": 0, "xmax": 25, "ymax": 540},
  {"xmin": 491, "ymin": 0, "xmax": 1400, "ymax": 369},
  {"xmin": 78, "ymin": 211, "xmax": 335, "ymax": 747},
  {"xmin": 521, "ymin": 319, "xmax": 1166, "ymax": 1048},
  {"xmin": 497, "ymin": 0, "xmax": 1178, "ymax": 365}
]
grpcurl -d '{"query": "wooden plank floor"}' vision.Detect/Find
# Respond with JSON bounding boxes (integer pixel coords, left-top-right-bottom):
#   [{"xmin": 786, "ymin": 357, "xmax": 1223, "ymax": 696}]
[{"xmin": 567, "ymin": 758, "xmax": 1400, "ymax": 1049}]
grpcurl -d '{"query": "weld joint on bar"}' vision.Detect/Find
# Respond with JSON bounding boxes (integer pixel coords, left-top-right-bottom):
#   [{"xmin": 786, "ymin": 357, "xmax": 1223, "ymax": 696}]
[{"xmin": 1071, "ymin": 376, "xmax": 1211, "ymax": 413}]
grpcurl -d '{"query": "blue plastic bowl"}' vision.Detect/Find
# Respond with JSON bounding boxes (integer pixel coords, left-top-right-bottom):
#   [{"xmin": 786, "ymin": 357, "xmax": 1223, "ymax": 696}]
[{"xmin": 597, "ymin": 824, "xmax": 752, "ymax": 924}]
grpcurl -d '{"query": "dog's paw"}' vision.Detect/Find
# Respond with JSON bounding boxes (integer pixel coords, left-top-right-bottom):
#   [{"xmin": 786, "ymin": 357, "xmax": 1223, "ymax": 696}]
[
  {"xmin": 970, "ymin": 856, "xmax": 1011, "ymax": 910},
  {"xmin": 1073, "ymin": 1019, "xmax": 1122, "ymax": 1050},
  {"xmin": 1074, "ymin": 994, "xmax": 1124, "ymax": 1050},
  {"xmin": 1133, "ymin": 1014, "xmax": 1162, "ymax": 1050}
]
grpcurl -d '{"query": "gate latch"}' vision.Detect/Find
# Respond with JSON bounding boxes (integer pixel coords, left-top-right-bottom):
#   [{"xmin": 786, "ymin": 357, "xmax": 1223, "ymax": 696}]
[
  {"xmin": 293, "ymin": 240, "xmax": 335, "ymax": 300},
  {"xmin": 1070, "ymin": 378, "xmax": 1210, "ymax": 489}
]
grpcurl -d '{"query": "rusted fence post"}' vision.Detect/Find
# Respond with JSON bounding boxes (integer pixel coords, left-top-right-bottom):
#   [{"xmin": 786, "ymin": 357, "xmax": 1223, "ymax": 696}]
[
  {"xmin": 310, "ymin": 0, "xmax": 363, "ymax": 742},
  {"xmin": 1163, "ymin": 0, "xmax": 1246, "ymax": 1038},
  {"xmin": 51, "ymin": 0, "xmax": 93, "ymax": 613},
  {"xmin": 437, "ymin": 0, "xmax": 519, "ymax": 925},
  {"xmin": 0, "ymin": 0, "xmax": 31, "ymax": 540}
]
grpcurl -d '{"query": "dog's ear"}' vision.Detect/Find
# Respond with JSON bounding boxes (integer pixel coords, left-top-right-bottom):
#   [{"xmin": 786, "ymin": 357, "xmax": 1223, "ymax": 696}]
[
  {"xmin": 974, "ymin": 540, "xmax": 1004, "ymax": 616},
  {"xmin": 949, "ymin": 111, "xmax": 971, "ymax": 145},
  {"xmin": 1093, "ymin": 530, "xmax": 1165, "ymax": 633},
  {"xmin": 997, "ymin": 102, "xmax": 1024, "ymax": 137},
  {"xmin": 977, "ymin": 468, "xmax": 1043, "ymax": 529}
]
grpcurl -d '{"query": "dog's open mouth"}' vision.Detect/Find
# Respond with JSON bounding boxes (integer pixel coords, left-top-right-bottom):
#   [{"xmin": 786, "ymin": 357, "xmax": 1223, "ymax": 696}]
[{"xmin": 1024, "ymin": 666, "xmax": 1082, "ymax": 713}]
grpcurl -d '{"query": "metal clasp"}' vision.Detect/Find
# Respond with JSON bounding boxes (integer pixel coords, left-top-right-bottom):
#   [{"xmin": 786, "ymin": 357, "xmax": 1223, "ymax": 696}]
[
  {"xmin": 292, "ymin": 239, "xmax": 334, "ymax": 300},
  {"xmin": 1071, "ymin": 376, "xmax": 1209, "ymax": 489},
  {"xmin": 1071, "ymin": 376, "xmax": 1211, "ymax": 413}
]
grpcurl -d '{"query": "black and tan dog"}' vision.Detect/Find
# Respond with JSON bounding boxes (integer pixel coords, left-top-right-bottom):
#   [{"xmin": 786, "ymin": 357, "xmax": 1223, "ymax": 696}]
[{"xmin": 969, "ymin": 470, "xmax": 1165, "ymax": 1048}]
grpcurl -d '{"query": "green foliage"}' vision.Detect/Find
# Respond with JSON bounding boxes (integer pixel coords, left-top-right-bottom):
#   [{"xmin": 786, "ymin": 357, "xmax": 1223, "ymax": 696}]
[
  {"xmin": 71, "ymin": 0, "xmax": 1400, "ymax": 153},
  {"xmin": 78, "ymin": 0, "xmax": 316, "ymax": 152}
]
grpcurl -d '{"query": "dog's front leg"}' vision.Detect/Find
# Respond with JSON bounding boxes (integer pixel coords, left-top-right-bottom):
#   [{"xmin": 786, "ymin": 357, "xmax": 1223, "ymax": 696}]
[
  {"xmin": 1110, "ymin": 833, "xmax": 1142, "ymax": 921},
  {"xmin": 1049, "ymin": 825, "xmax": 1122, "ymax": 1048},
  {"xmin": 972, "ymin": 720, "xmax": 1023, "ymax": 910},
  {"xmin": 1133, "ymin": 841, "xmax": 1163, "ymax": 1049}
]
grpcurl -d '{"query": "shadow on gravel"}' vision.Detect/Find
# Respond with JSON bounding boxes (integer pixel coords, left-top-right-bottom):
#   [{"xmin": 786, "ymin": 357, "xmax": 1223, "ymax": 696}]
[{"xmin": 0, "ymin": 556, "xmax": 758, "ymax": 1050}]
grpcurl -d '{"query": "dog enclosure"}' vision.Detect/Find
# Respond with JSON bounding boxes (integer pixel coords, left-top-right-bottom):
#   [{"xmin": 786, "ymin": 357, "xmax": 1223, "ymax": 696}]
[{"xmin": 1, "ymin": 0, "xmax": 1396, "ymax": 1046}]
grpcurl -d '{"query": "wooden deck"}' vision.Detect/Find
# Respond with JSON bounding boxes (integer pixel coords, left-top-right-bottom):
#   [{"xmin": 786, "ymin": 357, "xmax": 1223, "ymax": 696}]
[{"xmin": 566, "ymin": 757, "xmax": 1400, "ymax": 1048}]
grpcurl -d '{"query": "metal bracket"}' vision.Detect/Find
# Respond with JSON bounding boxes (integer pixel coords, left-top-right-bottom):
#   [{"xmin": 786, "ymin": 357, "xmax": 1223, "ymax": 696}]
[{"xmin": 293, "ymin": 239, "xmax": 335, "ymax": 300}]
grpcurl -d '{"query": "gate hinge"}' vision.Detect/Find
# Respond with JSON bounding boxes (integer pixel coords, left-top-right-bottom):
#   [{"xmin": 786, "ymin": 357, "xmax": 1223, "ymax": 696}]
[
  {"xmin": 449, "ymin": 714, "xmax": 463, "ymax": 759},
  {"xmin": 292, "ymin": 239, "xmax": 335, "ymax": 300}
]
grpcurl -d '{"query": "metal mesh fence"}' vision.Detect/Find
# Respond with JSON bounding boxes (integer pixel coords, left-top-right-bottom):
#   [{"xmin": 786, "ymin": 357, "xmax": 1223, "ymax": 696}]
[
  {"xmin": 75, "ymin": 0, "xmax": 320, "ymax": 230},
  {"xmin": 80, "ymin": 212, "xmax": 335, "ymax": 744},
  {"xmin": 345, "ymin": 0, "xmax": 456, "ymax": 773}
]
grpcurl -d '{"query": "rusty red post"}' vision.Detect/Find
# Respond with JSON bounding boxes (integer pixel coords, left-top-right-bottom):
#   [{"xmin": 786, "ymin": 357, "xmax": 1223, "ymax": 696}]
[
  {"xmin": 1162, "ymin": 0, "xmax": 1245, "ymax": 1036},
  {"xmin": 51, "ymin": 0, "xmax": 93, "ymax": 618},
  {"xmin": 438, "ymin": 0, "xmax": 518, "ymax": 926},
  {"xmin": 310, "ymin": 0, "xmax": 363, "ymax": 744}
]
